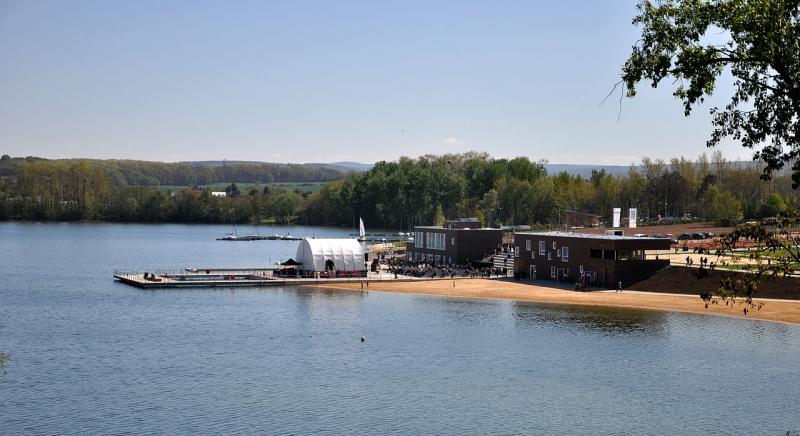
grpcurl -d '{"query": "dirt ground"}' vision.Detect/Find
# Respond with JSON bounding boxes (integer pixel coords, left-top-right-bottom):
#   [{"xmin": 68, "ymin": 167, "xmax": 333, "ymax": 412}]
[
  {"xmin": 628, "ymin": 266, "xmax": 800, "ymax": 300},
  {"xmin": 303, "ymin": 278, "xmax": 800, "ymax": 325}
]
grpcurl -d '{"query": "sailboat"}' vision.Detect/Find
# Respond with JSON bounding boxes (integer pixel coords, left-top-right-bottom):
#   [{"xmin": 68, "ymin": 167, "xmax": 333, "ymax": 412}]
[
  {"xmin": 217, "ymin": 211, "xmax": 263, "ymax": 241},
  {"xmin": 358, "ymin": 217, "xmax": 370, "ymax": 269},
  {"xmin": 358, "ymin": 217, "xmax": 366, "ymax": 242}
]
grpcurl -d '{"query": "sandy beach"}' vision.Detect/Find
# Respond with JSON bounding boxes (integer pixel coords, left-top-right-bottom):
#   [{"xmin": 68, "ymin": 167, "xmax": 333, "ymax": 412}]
[{"xmin": 303, "ymin": 278, "xmax": 800, "ymax": 325}]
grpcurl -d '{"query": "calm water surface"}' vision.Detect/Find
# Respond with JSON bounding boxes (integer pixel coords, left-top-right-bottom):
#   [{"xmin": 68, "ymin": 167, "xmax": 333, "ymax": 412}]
[{"xmin": 1, "ymin": 222, "xmax": 799, "ymax": 434}]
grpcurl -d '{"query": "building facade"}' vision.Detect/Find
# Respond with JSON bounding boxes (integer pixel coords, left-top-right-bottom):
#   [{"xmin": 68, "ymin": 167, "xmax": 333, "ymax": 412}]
[
  {"xmin": 513, "ymin": 231, "xmax": 670, "ymax": 287},
  {"xmin": 406, "ymin": 225, "xmax": 502, "ymax": 265}
]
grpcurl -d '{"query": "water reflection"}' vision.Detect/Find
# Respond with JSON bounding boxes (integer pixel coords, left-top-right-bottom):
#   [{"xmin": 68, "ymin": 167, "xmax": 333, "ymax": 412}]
[
  {"xmin": 511, "ymin": 301, "xmax": 669, "ymax": 337},
  {"xmin": 0, "ymin": 352, "xmax": 9, "ymax": 371},
  {"xmin": 291, "ymin": 286, "xmax": 369, "ymax": 323}
]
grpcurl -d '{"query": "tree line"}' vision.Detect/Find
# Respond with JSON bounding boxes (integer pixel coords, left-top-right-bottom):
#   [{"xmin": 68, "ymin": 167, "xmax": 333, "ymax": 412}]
[
  {"xmin": 1, "ymin": 152, "xmax": 797, "ymax": 227},
  {"xmin": 0, "ymin": 155, "xmax": 349, "ymax": 186},
  {"xmin": 0, "ymin": 157, "xmax": 317, "ymax": 223},
  {"xmin": 300, "ymin": 151, "xmax": 798, "ymax": 230}
]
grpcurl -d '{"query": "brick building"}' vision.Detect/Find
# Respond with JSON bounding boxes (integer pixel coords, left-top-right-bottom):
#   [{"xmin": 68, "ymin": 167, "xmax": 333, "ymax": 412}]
[
  {"xmin": 513, "ymin": 231, "xmax": 670, "ymax": 287},
  {"xmin": 406, "ymin": 223, "xmax": 502, "ymax": 265}
]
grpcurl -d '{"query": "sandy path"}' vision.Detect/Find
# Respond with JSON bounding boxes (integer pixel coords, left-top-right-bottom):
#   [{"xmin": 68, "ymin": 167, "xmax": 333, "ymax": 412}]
[
  {"xmin": 649, "ymin": 251, "xmax": 760, "ymax": 267},
  {"xmin": 301, "ymin": 279, "xmax": 800, "ymax": 325}
]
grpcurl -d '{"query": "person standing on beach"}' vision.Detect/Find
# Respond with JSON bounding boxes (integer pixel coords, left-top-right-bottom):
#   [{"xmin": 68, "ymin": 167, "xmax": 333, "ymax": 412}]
[{"xmin": 617, "ymin": 281, "xmax": 622, "ymax": 292}]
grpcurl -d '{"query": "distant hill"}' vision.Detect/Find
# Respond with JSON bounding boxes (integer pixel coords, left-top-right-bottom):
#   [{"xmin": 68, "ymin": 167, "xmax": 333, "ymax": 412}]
[
  {"xmin": 543, "ymin": 161, "xmax": 759, "ymax": 178},
  {"xmin": 3, "ymin": 155, "xmax": 764, "ymax": 185},
  {"xmin": 182, "ymin": 160, "xmax": 274, "ymax": 167},
  {"xmin": 1, "ymin": 157, "xmax": 351, "ymax": 186},
  {"xmin": 543, "ymin": 164, "xmax": 635, "ymax": 178},
  {"xmin": 305, "ymin": 161, "xmax": 374, "ymax": 172},
  {"xmin": 181, "ymin": 160, "xmax": 641, "ymax": 177},
  {"xmin": 182, "ymin": 160, "xmax": 368, "ymax": 173}
]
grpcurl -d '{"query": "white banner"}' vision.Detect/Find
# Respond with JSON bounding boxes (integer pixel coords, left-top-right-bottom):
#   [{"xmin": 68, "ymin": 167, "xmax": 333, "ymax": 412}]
[
  {"xmin": 612, "ymin": 208, "xmax": 621, "ymax": 228},
  {"xmin": 629, "ymin": 208, "xmax": 637, "ymax": 228}
]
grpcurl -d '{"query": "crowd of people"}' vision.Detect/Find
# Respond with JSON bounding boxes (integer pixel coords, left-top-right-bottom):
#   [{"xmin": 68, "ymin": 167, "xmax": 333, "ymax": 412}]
[{"xmin": 385, "ymin": 258, "xmax": 508, "ymax": 279}]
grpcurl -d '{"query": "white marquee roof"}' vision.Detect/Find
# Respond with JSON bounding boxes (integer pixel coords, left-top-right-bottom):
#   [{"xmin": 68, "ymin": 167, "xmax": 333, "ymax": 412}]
[{"xmin": 294, "ymin": 238, "xmax": 366, "ymax": 272}]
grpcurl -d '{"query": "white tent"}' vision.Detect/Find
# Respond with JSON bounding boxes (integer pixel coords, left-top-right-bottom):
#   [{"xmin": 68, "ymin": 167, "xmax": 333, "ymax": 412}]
[{"xmin": 294, "ymin": 238, "xmax": 366, "ymax": 272}]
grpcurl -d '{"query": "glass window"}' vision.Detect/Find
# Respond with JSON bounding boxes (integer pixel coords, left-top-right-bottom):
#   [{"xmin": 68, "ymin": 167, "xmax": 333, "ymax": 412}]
[
  {"xmin": 550, "ymin": 266, "xmax": 556, "ymax": 278},
  {"xmin": 590, "ymin": 249, "xmax": 602, "ymax": 259},
  {"xmin": 426, "ymin": 232, "xmax": 445, "ymax": 250},
  {"xmin": 539, "ymin": 241, "xmax": 546, "ymax": 255},
  {"xmin": 562, "ymin": 246, "xmax": 569, "ymax": 262},
  {"xmin": 526, "ymin": 240, "xmax": 531, "ymax": 251}
]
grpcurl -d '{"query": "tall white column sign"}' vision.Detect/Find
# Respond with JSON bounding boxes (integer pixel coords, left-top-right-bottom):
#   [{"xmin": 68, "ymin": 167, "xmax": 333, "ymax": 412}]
[
  {"xmin": 612, "ymin": 208, "xmax": 621, "ymax": 228},
  {"xmin": 629, "ymin": 208, "xmax": 637, "ymax": 228}
]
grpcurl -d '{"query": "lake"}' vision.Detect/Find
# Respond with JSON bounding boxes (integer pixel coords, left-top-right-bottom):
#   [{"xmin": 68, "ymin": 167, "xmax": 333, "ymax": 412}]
[{"xmin": 1, "ymin": 222, "xmax": 798, "ymax": 434}]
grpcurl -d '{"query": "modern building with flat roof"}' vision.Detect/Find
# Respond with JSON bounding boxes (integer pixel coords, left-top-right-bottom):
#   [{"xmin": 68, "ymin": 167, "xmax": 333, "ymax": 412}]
[
  {"xmin": 513, "ymin": 231, "xmax": 671, "ymax": 288},
  {"xmin": 406, "ymin": 224, "xmax": 502, "ymax": 265}
]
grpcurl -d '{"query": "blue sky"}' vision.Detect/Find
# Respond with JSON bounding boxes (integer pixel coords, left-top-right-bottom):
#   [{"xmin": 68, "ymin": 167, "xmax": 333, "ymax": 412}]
[{"xmin": 0, "ymin": 0, "xmax": 745, "ymax": 165}]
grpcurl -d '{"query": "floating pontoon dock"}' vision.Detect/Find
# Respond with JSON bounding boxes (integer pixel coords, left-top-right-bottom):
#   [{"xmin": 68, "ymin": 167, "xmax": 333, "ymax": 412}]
[{"xmin": 114, "ymin": 269, "xmax": 466, "ymax": 289}]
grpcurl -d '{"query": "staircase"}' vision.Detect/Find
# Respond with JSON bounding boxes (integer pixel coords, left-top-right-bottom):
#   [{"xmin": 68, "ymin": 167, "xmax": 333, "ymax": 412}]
[{"xmin": 492, "ymin": 253, "xmax": 515, "ymax": 270}]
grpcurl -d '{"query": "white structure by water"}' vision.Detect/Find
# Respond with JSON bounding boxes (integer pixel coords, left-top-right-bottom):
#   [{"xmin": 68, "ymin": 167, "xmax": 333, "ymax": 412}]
[{"xmin": 294, "ymin": 238, "xmax": 366, "ymax": 273}]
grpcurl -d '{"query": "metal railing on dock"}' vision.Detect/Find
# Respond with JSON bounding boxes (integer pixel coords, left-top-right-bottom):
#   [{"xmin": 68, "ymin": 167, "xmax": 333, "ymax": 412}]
[{"xmin": 113, "ymin": 266, "xmax": 479, "ymax": 289}]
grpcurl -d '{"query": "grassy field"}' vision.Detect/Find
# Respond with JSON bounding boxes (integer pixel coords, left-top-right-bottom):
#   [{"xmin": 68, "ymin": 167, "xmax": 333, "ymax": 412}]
[{"xmin": 158, "ymin": 181, "xmax": 326, "ymax": 194}]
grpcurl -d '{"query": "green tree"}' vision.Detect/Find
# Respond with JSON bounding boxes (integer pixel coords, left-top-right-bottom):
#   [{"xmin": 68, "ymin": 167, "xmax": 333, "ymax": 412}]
[
  {"xmin": 225, "ymin": 183, "xmax": 240, "ymax": 197},
  {"xmin": 702, "ymin": 185, "xmax": 744, "ymax": 223},
  {"xmin": 758, "ymin": 192, "xmax": 787, "ymax": 217},
  {"xmin": 269, "ymin": 190, "xmax": 303, "ymax": 223},
  {"xmin": 622, "ymin": 0, "xmax": 800, "ymax": 187},
  {"xmin": 480, "ymin": 189, "xmax": 499, "ymax": 227},
  {"xmin": 433, "ymin": 204, "xmax": 446, "ymax": 226}
]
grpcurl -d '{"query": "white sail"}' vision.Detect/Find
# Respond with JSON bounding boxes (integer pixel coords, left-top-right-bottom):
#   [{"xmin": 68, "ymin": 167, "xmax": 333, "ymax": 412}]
[{"xmin": 359, "ymin": 217, "xmax": 366, "ymax": 239}]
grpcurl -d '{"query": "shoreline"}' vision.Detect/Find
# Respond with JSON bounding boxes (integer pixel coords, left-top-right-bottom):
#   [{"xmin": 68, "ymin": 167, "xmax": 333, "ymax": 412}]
[{"xmin": 300, "ymin": 279, "xmax": 800, "ymax": 325}]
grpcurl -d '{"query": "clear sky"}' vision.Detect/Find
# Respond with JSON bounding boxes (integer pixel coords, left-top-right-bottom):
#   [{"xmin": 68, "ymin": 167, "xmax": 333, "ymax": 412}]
[{"xmin": 0, "ymin": 0, "xmax": 746, "ymax": 165}]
